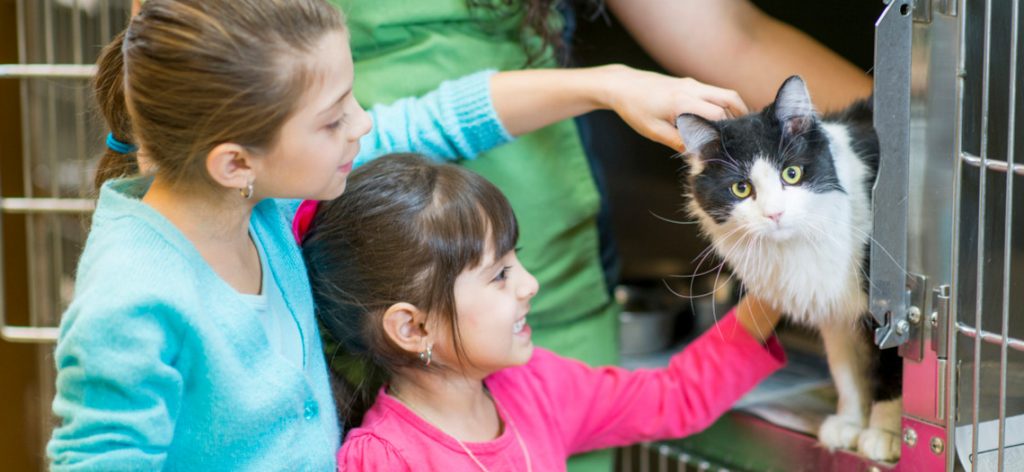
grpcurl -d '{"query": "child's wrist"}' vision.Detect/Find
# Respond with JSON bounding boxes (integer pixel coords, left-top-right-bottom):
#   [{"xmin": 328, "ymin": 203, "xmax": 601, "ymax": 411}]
[
  {"xmin": 735, "ymin": 295, "xmax": 782, "ymax": 342},
  {"xmin": 584, "ymin": 64, "xmax": 629, "ymax": 112}
]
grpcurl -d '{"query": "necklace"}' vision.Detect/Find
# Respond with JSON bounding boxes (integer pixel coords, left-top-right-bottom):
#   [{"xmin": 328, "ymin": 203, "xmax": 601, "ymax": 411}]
[{"xmin": 389, "ymin": 386, "xmax": 532, "ymax": 472}]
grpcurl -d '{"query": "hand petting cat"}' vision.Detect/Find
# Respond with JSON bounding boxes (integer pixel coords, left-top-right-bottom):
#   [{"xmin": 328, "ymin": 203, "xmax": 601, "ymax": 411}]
[
  {"xmin": 597, "ymin": 65, "xmax": 749, "ymax": 151},
  {"xmin": 490, "ymin": 64, "xmax": 748, "ymax": 152}
]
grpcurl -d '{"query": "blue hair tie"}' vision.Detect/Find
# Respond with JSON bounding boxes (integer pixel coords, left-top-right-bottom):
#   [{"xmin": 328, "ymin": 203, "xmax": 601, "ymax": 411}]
[{"xmin": 106, "ymin": 132, "xmax": 138, "ymax": 154}]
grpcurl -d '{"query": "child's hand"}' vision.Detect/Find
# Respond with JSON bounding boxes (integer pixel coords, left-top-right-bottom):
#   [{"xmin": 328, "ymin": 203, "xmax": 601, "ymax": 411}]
[
  {"xmin": 734, "ymin": 294, "xmax": 782, "ymax": 343},
  {"xmin": 595, "ymin": 64, "xmax": 748, "ymax": 151}
]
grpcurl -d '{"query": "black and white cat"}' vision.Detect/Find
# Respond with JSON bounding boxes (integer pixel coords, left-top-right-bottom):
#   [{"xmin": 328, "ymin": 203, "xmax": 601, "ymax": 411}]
[{"xmin": 675, "ymin": 76, "xmax": 902, "ymax": 461}]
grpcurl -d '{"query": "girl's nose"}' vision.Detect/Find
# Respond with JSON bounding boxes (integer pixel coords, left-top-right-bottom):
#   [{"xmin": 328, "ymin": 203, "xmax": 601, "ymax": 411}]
[
  {"xmin": 517, "ymin": 271, "xmax": 539, "ymax": 299},
  {"xmin": 347, "ymin": 101, "xmax": 373, "ymax": 141}
]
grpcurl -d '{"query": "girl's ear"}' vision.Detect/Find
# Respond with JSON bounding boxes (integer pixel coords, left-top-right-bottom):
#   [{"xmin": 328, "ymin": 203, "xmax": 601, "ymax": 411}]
[
  {"xmin": 205, "ymin": 142, "xmax": 255, "ymax": 193},
  {"xmin": 381, "ymin": 302, "xmax": 431, "ymax": 354}
]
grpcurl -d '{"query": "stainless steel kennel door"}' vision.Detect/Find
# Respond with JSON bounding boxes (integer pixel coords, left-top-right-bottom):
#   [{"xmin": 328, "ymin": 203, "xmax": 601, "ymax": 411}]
[{"xmin": 880, "ymin": 0, "xmax": 1024, "ymax": 470}]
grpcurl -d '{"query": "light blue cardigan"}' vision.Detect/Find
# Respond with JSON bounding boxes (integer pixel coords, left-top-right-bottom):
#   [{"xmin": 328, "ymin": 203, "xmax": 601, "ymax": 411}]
[{"xmin": 47, "ymin": 70, "xmax": 511, "ymax": 471}]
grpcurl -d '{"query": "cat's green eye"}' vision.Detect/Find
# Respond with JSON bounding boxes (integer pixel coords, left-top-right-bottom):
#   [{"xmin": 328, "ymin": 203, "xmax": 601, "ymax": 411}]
[
  {"xmin": 731, "ymin": 181, "xmax": 752, "ymax": 199},
  {"xmin": 782, "ymin": 165, "xmax": 803, "ymax": 184}
]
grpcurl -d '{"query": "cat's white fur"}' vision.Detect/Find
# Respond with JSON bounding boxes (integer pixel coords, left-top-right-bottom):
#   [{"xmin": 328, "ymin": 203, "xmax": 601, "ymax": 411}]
[{"xmin": 686, "ymin": 123, "xmax": 901, "ymax": 462}]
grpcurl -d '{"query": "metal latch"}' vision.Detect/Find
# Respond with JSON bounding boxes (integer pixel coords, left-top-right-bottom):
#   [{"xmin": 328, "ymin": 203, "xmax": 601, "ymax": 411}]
[{"xmin": 900, "ymin": 273, "xmax": 929, "ymax": 362}]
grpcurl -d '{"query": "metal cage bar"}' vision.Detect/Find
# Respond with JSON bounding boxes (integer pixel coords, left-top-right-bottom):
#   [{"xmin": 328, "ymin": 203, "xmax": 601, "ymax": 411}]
[
  {"xmin": 947, "ymin": 0, "xmax": 969, "ymax": 467},
  {"xmin": 996, "ymin": 0, "xmax": 1018, "ymax": 467},
  {"xmin": 971, "ymin": 0, "xmax": 994, "ymax": 466}
]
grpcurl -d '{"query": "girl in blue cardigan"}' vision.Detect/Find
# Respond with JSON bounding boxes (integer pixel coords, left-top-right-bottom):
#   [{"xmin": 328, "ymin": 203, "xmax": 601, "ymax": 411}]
[{"xmin": 48, "ymin": 0, "xmax": 749, "ymax": 469}]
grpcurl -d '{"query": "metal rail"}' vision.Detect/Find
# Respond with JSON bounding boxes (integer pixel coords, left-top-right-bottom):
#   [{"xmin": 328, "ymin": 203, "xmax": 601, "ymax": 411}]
[
  {"xmin": 956, "ymin": 323, "xmax": 1024, "ymax": 354},
  {"xmin": 0, "ymin": 64, "xmax": 96, "ymax": 78},
  {"xmin": 1, "ymin": 3, "xmax": 105, "ymax": 343},
  {"xmin": 961, "ymin": 152, "xmax": 1024, "ymax": 176}
]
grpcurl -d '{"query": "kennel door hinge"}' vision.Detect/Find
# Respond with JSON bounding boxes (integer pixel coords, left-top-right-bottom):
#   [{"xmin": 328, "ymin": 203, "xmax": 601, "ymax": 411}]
[{"xmin": 929, "ymin": 284, "xmax": 951, "ymax": 358}]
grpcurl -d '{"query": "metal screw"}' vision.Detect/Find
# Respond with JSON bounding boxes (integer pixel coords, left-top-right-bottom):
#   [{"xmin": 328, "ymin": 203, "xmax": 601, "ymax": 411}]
[
  {"xmin": 908, "ymin": 306, "xmax": 922, "ymax": 324},
  {"xmin": 903, "ymin": 427, "xmax": 918, "ymax": 447},
  {"xmin": 896, "ymin": 319, "xmax": 911, "ymax": 335},
  {"xmin": 868, "ymin": 467, "xmax": 882, "ymax": 472},
  {"xmin": 930, "ymin": 310, "xmax": 939, "ymax": 327},
  {"xmin": 931, "ymin": 437, "xmax": 944, "ymax": 455}
]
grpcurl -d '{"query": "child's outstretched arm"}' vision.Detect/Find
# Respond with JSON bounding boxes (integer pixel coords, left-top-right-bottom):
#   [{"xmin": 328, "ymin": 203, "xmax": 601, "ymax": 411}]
[
  {"xmin": 491, "ymin": 65, "xmax": 747, "ymax": 150},
  {"xmin": 494, "ymin": 294, "xmax": 784, "ymax": 455},
  {"xmin": 356, "ymin": 70, "xmax": 511, "ymax": 166},
  {"xmin": 357, "ymin": 66, "xmax": 748, "ymax": 166}
]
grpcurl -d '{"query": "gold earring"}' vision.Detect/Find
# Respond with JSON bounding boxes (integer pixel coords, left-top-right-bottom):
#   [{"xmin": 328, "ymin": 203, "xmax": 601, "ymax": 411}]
[
  {"xmin": 239, "ymin": 179, "xmax": 254, "ymax": 200},
  {"xmin": 418, "ymin": 343, "xmax": 433, "ymax": 367}
]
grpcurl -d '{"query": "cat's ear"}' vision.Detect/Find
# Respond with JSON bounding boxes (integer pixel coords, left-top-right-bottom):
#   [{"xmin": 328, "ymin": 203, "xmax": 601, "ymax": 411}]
[
  {"xmin": 773, "ymin": 75, "xmax": 817, "ymax": 137},
  {"xmin": 676, "ymin": 113, "xmax": 719, "ymax": 155}
]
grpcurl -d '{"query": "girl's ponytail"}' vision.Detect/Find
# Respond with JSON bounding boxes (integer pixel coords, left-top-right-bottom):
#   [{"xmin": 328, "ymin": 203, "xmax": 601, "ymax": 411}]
[{"xmin": 92, "ymin": 31, "xmax": 138, "ymax": 190}]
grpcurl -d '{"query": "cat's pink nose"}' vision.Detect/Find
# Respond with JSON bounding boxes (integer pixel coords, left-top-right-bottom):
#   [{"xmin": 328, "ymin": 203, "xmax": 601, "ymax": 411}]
[{"xmin": 766, "ymin": 211, "xmax": 784, "ymax": 224}]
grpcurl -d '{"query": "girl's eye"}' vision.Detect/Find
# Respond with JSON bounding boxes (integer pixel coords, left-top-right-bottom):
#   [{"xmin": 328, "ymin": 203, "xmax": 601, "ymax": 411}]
[
  {"xmin": 731, "ymin": 181, "xmax": 753, "ymax": 199},
  {"xmin": 326, "ymin": 115, "xmax": 347, "ymax": 131},
  {"xmin": 493, "ymin": 266, "xmax": 511, "ymax": 283},
  {"xmin": 782, "ymin": 165, "xmax": 803, "ymax": 184}
]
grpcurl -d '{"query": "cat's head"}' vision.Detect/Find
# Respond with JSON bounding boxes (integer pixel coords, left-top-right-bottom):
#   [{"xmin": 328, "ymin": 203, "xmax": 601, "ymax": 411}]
[{"xmin": 676, "ymin": 76, "xmax": 844, "ymax": 242}]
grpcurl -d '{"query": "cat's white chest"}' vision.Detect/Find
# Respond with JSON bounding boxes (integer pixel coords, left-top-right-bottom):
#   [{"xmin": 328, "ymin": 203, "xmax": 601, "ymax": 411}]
[{"xmin": 717, "ymin": 219, "xmax": 869, "ymax": 326}]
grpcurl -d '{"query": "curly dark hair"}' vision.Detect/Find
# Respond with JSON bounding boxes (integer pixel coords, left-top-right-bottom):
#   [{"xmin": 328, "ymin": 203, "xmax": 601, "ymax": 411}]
[{"xmin": 467, "ymin": 0, "xmax": 605, "ymax": 66}]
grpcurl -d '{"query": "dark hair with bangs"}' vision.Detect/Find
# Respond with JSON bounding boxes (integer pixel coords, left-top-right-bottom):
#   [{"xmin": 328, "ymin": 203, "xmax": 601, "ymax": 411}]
[{"xmin": 301, "ymin": 153, "xmax": 519, "ymax": 430}]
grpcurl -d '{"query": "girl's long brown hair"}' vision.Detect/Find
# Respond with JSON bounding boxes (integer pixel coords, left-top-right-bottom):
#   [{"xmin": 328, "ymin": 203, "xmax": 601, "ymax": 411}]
[
  {"xmin": 301, "ymin": 154, "xmax": 519, "ymax": 431},
  {"xmin": 92, "ymin": 0, "xmax": 343, "ymax": 190}
]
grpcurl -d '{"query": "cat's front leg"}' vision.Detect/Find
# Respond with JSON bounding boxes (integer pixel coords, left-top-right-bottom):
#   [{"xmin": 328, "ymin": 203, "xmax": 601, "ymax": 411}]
[
  {"xmin": 818, "ymin": 321, "xmax": 873, "ymax": 451},
  {"xmin": 858, "ymin": 397, "xmax": 902, "ymax": 461}
]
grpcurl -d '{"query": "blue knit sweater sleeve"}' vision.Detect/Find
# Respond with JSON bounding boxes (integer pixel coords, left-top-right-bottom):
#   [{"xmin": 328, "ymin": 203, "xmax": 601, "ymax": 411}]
[
  {"xmin": 354, "ymin": 69, "xmax": 514, "ymax": 166},
  {"xmin": 48, "ymin": 295, "xmax": 184, "ymax": 471}
]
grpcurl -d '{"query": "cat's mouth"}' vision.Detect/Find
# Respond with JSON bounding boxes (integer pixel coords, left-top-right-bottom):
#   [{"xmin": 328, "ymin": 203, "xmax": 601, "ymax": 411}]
[{"xmin": 764, "ymin": 225, "xmax": 799, "ymax": 241}]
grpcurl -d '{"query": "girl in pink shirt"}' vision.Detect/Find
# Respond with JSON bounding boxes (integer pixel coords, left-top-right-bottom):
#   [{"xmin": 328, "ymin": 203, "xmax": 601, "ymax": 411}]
[{"xmin": 299, "ymin": 153, "xmax": 787, "ymax": 471}]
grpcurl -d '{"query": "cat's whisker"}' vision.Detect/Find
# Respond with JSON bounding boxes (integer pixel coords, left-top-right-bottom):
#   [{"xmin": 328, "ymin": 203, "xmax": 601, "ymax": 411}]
[
  {"xmin": 663, "ymin": 270, "xmax": 736, "ymax": 299},
  {"xmin": 704, "ymin": 232, "xmax": 758, "ymax": 338},
  {"xmin": 648, "ymin": 210, "xmax": 699, "ymax": 225},
  {"xmin": 749, "ymin": 235, "xmax": 778, "ymax": 341},
  {"xmin": 800, "ymin": 219, "xmax": 879, "ymax": 291},
  {"xmin": 816, "ymin": 214, "xmax": 911, "ymax": 278},
  {"xmin": 801, "ymin": 220, "xmax": 881, "ymax": 296},
  {"xmin": 689, "ymin": 225, "xmax": 744, "ymax": 267}
]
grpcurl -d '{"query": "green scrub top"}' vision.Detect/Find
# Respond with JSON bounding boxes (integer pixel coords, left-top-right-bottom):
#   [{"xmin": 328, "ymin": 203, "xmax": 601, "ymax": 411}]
[{"xmin": 333, "ymin": 0, "xmax": 619, "ymax": 368}]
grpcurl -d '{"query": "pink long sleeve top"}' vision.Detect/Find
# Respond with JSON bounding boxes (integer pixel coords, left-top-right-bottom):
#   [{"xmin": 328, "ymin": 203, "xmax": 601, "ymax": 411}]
[{"xmin": 337, "ymin": 310, "xmax": 786, "ymax": 471}]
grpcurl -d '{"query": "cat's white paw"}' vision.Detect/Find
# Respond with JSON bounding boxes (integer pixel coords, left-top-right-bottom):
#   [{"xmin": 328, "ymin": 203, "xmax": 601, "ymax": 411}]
[
  {"xmin": 858, "ymin": 427, "xmax": 901, "ymax": 461},
  {"xmin": 819, "ymin": 414, "xmax": 864, "ymax": 450},
  {"xmin": 859, "ymin": 398, "xmax": 902, "ymax": 461}
]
